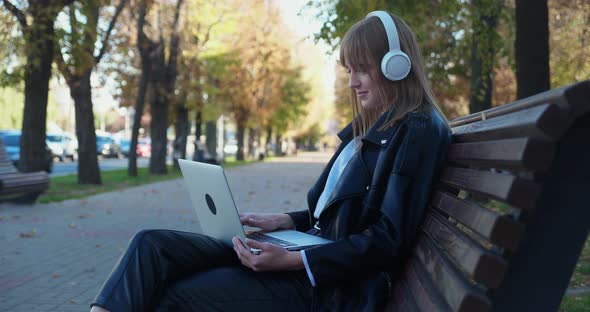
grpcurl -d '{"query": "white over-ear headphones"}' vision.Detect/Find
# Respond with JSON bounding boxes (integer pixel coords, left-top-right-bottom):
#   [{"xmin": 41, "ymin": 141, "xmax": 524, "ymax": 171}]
[{"xmin": 366, "ymin": 11, "xmax": 412, "ymax": 81}]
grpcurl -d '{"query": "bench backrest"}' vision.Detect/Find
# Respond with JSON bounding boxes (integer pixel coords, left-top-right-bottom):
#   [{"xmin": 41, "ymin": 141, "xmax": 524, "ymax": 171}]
[
  {"xmin": 0, "ymin": 137, "xmax": 18, "ymax": 175},
  {"xmin": 386, "ymin": 80, "xmax": 590, "ymax": 312}
]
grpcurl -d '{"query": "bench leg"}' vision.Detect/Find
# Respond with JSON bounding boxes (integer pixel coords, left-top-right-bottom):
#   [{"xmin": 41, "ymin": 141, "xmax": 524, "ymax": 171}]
[{"xmin": 0, "ymin": 192, "xmax": 43, "ymax": 205}]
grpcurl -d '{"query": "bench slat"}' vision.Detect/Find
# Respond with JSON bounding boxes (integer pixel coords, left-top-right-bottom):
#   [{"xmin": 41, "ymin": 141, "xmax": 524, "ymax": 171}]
[
  {"xmin": 423, "ymin": 211, "xmax": 507, "ymax": 289},
  {"xmin": 451, "ymin": 103, "xmax": 567, "ymax": 143},
  {"xmin": 449, "ymin": 81, "xmax": 589, "ymax": 127},
  {"xmin": 430, "ymin": 191, "xmax": 524, "ymax": 251},
  {"xmin": 414, "ymin": 234, "xmax": 491, "ymax": 312},
  {"xmin": 0, "ymin": 170, "xmax": 49, "ymax": 196},
  {"xmin": 447, "ymin": 138, "xmax": 555, "ymax": 172},
  {"xmin": 394, "ymin": 258, "xmax": 452, "ymax": 312},
  {"xmin": 439, "ymin": 166, "xmax": 541, "ymax": 210},
  {"xmin": 387, "ymin": 279, "xmax": 422, "ymax": 311}
]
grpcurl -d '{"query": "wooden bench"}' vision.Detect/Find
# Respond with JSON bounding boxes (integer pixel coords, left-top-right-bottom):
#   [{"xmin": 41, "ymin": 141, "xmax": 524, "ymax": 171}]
[
  {"xmin": 385, "ymin": 80, "xmax": 590, "ymax": 312},
  {"xmin": 0, "ymin": 137, "xmax": 49, "ymax": 204}
]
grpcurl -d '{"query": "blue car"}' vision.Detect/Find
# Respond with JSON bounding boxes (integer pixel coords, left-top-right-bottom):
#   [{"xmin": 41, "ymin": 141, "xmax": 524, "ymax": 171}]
[
  {"xmin": 0, "ymin": 130, "xmax": 53, "ymax": 173},
  {"xmin": 96, "ymin": 135, "xmax": 122, "ymax": 158}
]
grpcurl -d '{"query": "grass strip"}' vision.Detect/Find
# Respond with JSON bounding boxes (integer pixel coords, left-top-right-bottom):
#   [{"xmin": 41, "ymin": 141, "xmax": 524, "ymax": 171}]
[
  {"xmin": 38, "ymin": 159, "xmax": 254, "ymax": 204},
  {"xmin": 560, "ymin": 293, "xmax": 590, "ymax": 311}
]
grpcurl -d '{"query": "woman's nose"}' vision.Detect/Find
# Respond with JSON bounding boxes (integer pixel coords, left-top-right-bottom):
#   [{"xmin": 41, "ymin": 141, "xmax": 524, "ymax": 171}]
[{"xmin": 348, "ymin": 73, "xmax": 360, "ymax": 89}]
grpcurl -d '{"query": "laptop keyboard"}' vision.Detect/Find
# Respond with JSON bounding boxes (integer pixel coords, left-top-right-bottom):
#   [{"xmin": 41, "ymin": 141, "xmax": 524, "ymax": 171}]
[{"xmin": 246, "ymin": 232, "xmax": 297, "ymax": 248}]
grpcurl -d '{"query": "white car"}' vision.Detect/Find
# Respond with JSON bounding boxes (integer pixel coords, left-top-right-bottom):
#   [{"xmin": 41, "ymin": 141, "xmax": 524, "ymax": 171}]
[{"xmin": 47, "ymin": 133, "xmax": 78, "ymax": 161}]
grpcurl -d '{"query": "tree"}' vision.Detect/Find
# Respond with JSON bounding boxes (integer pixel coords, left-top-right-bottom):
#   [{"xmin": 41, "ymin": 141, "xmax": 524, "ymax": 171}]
[
  {"xmin": 1, "ymin": 0, "xmax": 75, "ymax": 173},
  {"xmin": 128, "ymin": 0, "xmax": 157, "ymax": 176},
  {"xmin": 217, "ymin": 1, "xmax": 291, "ymax": 160},
  {"xmin": 268, "ymin": 65, "xmax": 310, "ymax": 155},
  {"xmin": 469, "ymin": 0, "xmax": 503, "ymax": 113},
  {"xmin": 515, "ymin": 0, "xmax": 550, "ymax": 99},
  {"xmin": 55, "ymin": 0, "xmax": 128, "ymax": 184},
  {"xmin": 127, "ymin": 0, "xmax": 182, "ymax": 175},
  {"xmin": 548, "ymin": 0, "xmax": 590, "ymax": 88},
  {"xmin": 172, "ymin": 0, "xmax": 227, "ymax": 167}
]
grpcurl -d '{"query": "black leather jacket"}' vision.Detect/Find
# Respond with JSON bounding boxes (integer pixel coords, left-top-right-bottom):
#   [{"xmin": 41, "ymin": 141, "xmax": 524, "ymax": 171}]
[{"xmin": 287, "ymin": 106, "xmax": 452, "ymax": 311}]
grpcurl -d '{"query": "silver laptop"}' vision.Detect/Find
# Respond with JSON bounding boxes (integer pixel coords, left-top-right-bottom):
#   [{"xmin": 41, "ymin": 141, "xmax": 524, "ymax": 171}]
[{"xmin": 178, "ymin": 159, "xmax": 332, "ymax": 253}]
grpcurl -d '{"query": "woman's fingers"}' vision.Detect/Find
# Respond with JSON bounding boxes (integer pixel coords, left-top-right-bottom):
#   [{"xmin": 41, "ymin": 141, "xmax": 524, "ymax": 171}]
[{"xmin": 244, "ymin": 238, "xmax": 266, "ymax": 250}]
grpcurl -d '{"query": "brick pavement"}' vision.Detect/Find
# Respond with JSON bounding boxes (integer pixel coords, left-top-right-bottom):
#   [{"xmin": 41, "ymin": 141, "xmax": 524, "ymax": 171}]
[{"xmin": 0, "ymin": 152, "xmax": 331, "ymax": 312}]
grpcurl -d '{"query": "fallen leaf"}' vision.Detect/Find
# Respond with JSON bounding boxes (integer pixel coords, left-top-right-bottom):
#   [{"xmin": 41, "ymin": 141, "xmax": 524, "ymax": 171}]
[
  {"xmin": 52, "ymin": 274, "xmax": 60, "ymax": 279},
  {"xmin": 19, "ymin": 229, "xmax": 37, "ymax": 238}
]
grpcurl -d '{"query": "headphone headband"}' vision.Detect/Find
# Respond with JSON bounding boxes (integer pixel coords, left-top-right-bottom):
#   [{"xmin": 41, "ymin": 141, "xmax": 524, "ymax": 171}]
[{"xmin": 366, "ymin": 11, "xmax": 401, "ymax": 52}]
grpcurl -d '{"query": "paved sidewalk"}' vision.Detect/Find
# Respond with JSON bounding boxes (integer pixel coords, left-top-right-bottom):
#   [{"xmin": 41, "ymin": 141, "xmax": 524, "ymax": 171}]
[{"xmin": 0, "ymin": 152, "xmax": 331, "ymax": 312}]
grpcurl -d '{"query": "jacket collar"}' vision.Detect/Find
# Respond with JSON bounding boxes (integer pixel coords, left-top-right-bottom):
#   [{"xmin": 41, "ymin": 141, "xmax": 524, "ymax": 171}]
[
  {"xmin": 361, "ymin": 111, "xmax": 398, "ymax": 147},
  {"xmin": 337, "ymin": 109, "xmax": 430, "ymax": 148},
  {"xmin": 337, "ymin": 121, "xmax": 354, "ymax": 142}
]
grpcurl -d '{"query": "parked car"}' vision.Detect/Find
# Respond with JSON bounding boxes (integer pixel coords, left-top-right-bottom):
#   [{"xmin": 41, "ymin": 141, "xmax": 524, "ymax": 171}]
[
  {"xmin": 118, "ymin": 139, "xmax": 131, "ymax": 157},
  {"xmin": 96, "ymin": 134, "xmax": 122, "ymax": 158},
  {"xmin": 0, "ymin": 131, "xmax": 53, "ymax": 173},
  {"xmin": 223, "ymin": 139, "xmax": 238, "ymax": 156},
  {"xmin": 46, "ymin": 133, "xmax": 78, "ymax": 161},
  {"xmin": 137, "ymin": 137, "xmax": 151, "ymax": 158}
]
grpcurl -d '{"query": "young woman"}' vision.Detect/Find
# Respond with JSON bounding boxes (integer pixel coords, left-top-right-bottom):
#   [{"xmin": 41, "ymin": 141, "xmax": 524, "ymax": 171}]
[{"xmin": 90, "ymin": 10, "xmax": 451, "ymax": 312}]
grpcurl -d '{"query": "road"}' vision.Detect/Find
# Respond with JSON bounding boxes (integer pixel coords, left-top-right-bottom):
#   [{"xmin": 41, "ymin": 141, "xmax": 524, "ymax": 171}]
[{"xmin": 50, "ymin": 157, "xmax": 151, "ymax": 177}]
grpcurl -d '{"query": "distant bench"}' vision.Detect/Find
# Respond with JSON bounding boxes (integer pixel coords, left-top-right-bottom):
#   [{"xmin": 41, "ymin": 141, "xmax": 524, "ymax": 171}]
[
  {"xmin": 385, "ymin": 80, "xmax": 590, "ymax": 311},
  {"xmin": 0, "ymin": 138, "xmax": 49, "ymax": 204}
]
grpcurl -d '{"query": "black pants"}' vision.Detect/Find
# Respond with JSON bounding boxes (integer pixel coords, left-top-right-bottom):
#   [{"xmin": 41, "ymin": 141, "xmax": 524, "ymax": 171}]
[{"xmin": 91, "ymin": 229, "xmax": 313, "ymax": 312}]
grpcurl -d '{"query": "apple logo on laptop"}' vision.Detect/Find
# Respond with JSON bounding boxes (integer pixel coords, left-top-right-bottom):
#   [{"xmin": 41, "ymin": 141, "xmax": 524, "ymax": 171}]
[{"xmin": 205, "ymin": 194, "xmax": 217, "ymax": 215}]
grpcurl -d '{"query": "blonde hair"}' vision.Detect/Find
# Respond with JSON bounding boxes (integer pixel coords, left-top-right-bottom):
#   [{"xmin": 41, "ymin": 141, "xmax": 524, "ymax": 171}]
[{"xmin": 339, "ymin": 12, "xmax": 446, "ymax": 139}]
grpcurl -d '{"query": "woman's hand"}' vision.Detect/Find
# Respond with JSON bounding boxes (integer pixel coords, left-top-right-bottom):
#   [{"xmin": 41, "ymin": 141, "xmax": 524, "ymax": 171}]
[
  {"xmin": 239, "ymin": 213, "xmax": 295, "ymax": 232},
  {"xmin": 232, "ymin": 237, "xmax": 303, "ymax": 272}
]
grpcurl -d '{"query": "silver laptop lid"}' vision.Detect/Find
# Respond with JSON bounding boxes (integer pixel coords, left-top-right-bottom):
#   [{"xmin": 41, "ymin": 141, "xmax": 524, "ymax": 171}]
[{"xmin": 178, "ymin": 159, "xmax": 247, "ymax": 246}]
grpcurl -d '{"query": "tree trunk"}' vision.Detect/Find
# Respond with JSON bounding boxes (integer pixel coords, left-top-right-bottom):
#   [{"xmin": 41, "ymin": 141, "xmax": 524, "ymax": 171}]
[
  {"xmin": 236, "ymin": 122, "xmax": 246, "ymax": 161},
  {"xmin": 70, "ymin": 72, "xmax": 101, "ymax": 184},
  {"xmin": 469, "ymin": 0, "xmax": 501, "ymax": 114},
  {"xmin": 247, "ymin": 127, "xmax": 255, "ymax": 159},
  {"xmin": 274, "ymin": 133, "xmax": 282, "ymax": 156},
  {"xmin": 19, "ymin": 6, "xmax": 58, "ymax": 173},
  {"xmin": 128, "ymin": 64, "xmax": 150, "ymax": 176},
  {"xmin": 515, "ymin": 0, "xmax": 550, "ymax": 99},
  {"xmin": 129, "ymin": 0, "xmax": 152, "ymax": 177},
  {"xmin": 172, "ymin": 104, "xmax": 189, "ymax": 169},
  {"xmin": 205, "ymin": 120, "xmax": 217, "ymax": 159},
  {"xmin": 192, "ymin": 109, "xmax": 202, "ymax": 161},
  {"xmin": 149, "ymin": 43, "xmax": 168, "ymax": 175},
  {"xmin": 265, "ymin": 126, "xmax": 272, "ymax": 156}
]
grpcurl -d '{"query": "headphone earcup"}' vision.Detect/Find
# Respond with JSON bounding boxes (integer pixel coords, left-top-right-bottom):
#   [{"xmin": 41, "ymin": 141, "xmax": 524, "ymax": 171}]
[{"xmin": 381, "ymin": 51, "xmax": 411, "ymax": 81}]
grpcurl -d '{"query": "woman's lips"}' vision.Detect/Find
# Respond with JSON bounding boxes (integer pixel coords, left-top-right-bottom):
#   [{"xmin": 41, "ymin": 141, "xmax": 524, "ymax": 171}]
[{"xmin": 357, "ymin": 91, "xmax": 368, "ymax": 99}]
